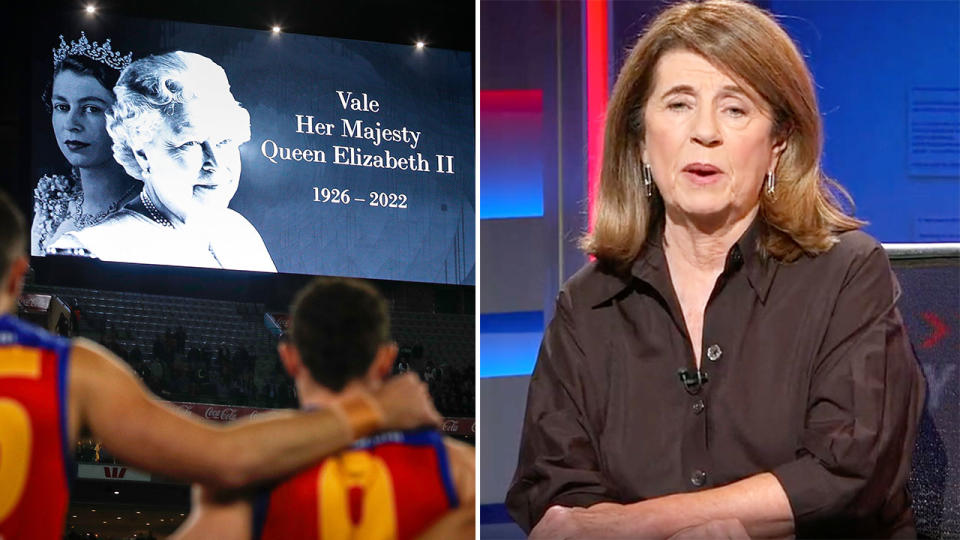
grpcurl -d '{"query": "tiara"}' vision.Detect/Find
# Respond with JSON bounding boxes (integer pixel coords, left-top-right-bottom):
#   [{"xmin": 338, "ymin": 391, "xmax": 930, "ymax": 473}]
[{"xmin": 52, "ymin": 31, "xmax": 133, "ymax": 71}]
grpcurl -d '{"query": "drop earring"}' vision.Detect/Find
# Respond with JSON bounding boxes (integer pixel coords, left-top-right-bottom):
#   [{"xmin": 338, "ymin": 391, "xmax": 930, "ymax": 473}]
[
  {"xmin": 766, "ymin": 170, "xmax": 775, "ymax": 195},
  {"xmin": 643, "ymin": 163, "xmax": 653, "ymax": 197}
]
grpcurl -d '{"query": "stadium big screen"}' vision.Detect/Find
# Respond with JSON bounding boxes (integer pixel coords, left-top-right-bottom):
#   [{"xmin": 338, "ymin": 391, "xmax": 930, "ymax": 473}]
[{"xmin": 26, "ymin": 7, "xmax": 474, "ymax": 287}]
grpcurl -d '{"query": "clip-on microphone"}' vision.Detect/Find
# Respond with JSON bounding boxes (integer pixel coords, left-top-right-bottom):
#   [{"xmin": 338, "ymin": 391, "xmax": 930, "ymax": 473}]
[{"xmin": 677, "ymin": 368, "xmax": 709, "ymax": 394}]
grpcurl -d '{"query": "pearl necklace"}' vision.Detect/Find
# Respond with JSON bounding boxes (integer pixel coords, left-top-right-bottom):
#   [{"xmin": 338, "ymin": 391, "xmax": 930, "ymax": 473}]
[
  {"xmin": 140, "ymin": 191, "xmax": 173, "ymax": 228},
  {"xmin": 140, "ymin": 192, "xmax": 226, "ymax": 267}
]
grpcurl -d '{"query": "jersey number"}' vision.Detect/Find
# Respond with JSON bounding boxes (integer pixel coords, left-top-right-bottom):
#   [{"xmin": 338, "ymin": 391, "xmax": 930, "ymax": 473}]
[
  {"xmin": 0, "ymin": 347, "xmax": 41, "ymax": 523},
  {"xmin": 0, "ymin": 400, "xmax": 31, "ymax": 522},
  {"xmin": 318, "ymin": 450, "xmax": 397, "ymax": 540}
]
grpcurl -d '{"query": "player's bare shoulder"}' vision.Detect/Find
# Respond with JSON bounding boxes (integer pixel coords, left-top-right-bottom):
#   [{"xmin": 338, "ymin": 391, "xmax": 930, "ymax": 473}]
[{"xmin": 443, "ymin": 437, "xmax": 475, "ymax": 506}]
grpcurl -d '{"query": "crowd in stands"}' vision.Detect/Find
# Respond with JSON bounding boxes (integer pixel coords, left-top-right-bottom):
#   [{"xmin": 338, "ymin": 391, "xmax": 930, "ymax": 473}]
[
  {"xmin": 86, "ymin": 325, "xmax": 294, "ymax": 409},
  {"xmin": 135, "ymin": 328, "xmax": 297, "ymax": 409},
  {"xmin": 115, "ymin": 325, "xmax": 474, "ymax": 416},
  {"xmin": 91, "ymin": 322, "xmax": 475, "ymax": 419},
  {"xmin": 399, "ymin": 359, "xmax": 474, "ymax": 417}
]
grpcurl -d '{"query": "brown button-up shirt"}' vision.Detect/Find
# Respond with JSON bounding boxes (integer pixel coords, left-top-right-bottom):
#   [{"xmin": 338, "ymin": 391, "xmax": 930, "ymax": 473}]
[{"xmin": 506, "ymin": 222, "xmax": 925, "ymax": 538}]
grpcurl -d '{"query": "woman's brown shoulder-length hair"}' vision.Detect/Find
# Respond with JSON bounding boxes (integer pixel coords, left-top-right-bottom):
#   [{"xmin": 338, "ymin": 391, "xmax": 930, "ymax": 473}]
[{"xmin": 581, "ymin": 0, "xmax": 863, "ymax": 272}]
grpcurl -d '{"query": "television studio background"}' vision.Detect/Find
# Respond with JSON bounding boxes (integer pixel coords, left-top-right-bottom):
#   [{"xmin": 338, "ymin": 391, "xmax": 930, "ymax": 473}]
[
  {"xmin": 1, "ymin": 1, "xmax": 474, "ymax": 537},
  {"xmin": 478, "ymin": 1, "xmax": 958, "ymax": 538}
]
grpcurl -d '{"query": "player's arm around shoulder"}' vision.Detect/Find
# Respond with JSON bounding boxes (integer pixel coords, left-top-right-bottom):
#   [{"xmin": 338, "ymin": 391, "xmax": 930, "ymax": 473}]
[
  {"xmin": 69, "ymin": 338, "xmax": 239, "ymax": 484},
  {"xmin": 69, "ymin": 337, "xmax": 320, "ymax": 489},
  {"xmin": 70, "ymin": 349, "xmax": 438, "ymax": 490}
]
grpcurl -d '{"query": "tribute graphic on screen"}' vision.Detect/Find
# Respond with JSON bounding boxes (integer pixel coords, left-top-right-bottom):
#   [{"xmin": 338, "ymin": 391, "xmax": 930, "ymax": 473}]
[{"xmin": 31, "ymin": 18, "xmax": 475, "ymax": 285}]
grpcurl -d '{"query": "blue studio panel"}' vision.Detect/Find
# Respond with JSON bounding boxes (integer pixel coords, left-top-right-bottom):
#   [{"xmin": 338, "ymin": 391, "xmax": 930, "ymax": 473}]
[
  {"xmin": 479, "ymin": 311, "xmax": 544, "ymax": 377},
  {"xmin": 773, "ymin": 0, "xmax": 960, "ymax": 242}
]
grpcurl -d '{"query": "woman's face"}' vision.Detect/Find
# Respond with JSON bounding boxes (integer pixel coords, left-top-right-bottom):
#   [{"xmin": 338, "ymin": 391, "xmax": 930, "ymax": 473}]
[
  {"xmin": 51, "ymin": 70, "xmax": 116, "ymax": 169},
  {"xmin": 642, "ymin": 49, "xmax": 782, "ymax": 223},
  {"xmin": 136, "ymin": 101, "xmax": 242, "ymax": 223}
]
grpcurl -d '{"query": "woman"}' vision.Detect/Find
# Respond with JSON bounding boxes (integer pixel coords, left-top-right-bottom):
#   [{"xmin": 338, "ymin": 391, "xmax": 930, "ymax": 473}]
[
  {"xmin": 50, "ymin": 51, "xmax": 276, "ymax": 273},
  {"xmin": 506, "ymin": 1, "xmax": 924, "ymax": 538},
  {"xmin": 33, "ymin": 33, "xmax": 140, "ymax": 255}
]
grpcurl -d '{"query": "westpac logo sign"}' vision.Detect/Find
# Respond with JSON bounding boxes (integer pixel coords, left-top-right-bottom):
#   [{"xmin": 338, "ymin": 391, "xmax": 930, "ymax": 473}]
[
  {"xmin": 77, "ymin": 464, "xmax": 150, "ymax": 482},
  {"xmin": 104, "ymin": 466, "xmax": 126, "ymax": 479}
]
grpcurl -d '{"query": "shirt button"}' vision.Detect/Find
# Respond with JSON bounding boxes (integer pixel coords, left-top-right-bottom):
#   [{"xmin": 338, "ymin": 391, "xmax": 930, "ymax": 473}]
[
  {"xmin": 706, "ymin": 344, "xmax": 722, "ymax": 362},
  {"xmin": 690, "ymin": 469, "xmax": 707, "ymax": 487},
  {"xmin": 692, "ymin": 399, "xmax": 705, "ymax": 415}
]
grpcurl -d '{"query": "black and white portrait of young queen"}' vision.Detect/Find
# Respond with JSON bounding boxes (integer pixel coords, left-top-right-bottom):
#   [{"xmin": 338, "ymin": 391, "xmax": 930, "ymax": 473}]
[
  {"xmin": 32, "ymin": 32, "xmax": 142, "ymax": 255},
  {"xmin": 49, "ymin": 51, "xmax": 278, "ymax": 272}
]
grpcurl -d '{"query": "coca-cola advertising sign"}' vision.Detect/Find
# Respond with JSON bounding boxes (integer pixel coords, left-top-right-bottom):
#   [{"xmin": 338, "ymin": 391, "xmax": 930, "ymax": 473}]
[
  {"xmin": 440, "ymin": 417, "xmax": 475, "ymax": 436},
  {"xmin": 173, "ymin": 402, "xmax": 262, "ymax": 423}
]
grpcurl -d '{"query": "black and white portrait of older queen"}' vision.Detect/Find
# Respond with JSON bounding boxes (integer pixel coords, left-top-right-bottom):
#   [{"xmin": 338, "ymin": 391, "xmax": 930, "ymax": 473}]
[
  {"xmin": 33, "ymin": 32, "xmax": 141, "ymax": 255},
  {"xmin": 49, "ymin": 50, "xmax": 277, "ymax": 273}
]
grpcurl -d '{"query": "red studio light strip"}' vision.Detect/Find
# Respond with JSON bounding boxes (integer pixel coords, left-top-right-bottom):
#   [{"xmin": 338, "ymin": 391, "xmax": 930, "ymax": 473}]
[
  {"xmin": 480, "ymin": 89, "xmax": 543, "ymax": 114},
  {"xmin": 585, "ymin": 0, "xmax": 609, "ymax": 232}
]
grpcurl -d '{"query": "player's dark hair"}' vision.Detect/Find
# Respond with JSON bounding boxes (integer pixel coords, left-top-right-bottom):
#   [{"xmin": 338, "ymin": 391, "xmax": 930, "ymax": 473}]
[
  {"xmin": 0, "ymin": 190, "xmax": 27, "ymax": 279},
  {"xmin": 290, "ymin": 277, "xmax": 391, "ymax": 391}
]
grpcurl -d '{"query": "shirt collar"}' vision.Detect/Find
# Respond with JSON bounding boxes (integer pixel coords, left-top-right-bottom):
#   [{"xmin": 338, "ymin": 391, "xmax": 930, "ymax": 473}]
[
  {"xmin": 734, "ymin": 216, "xmax": 778, "ymax": 303},
  {"xmin": 589, "ymin": 216, "xmax": 778, "ymax": 307}
]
